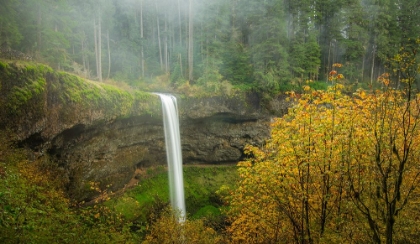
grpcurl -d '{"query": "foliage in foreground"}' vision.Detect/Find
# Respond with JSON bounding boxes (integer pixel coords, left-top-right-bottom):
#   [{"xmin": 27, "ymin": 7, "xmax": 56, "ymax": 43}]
[
  {"xmin": 0, "ymin": 136, "xmax": 237, "ymax": 243},
  {"xmin": 105, "ymin": 165, "xmax": 237, "ymax": 223},
  {"xmin": 142, "ymin": 207, "xmax": 224, "ymax": 244},
  {"xmin": 0, "ymin": 138, "xmax": 139, "ymax": 243},
  {"xmin": 222, "ymin": 82, "xmax": 420, "ymax": 243}
]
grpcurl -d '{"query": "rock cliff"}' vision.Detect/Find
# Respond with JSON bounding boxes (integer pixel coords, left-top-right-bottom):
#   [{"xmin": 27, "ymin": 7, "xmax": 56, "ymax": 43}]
[
  {"xmin": 0, "ymin": 61, "xmax": 286, "ymax": 201},
  {"xmin": 179, "ymin": 95, "xmax": 271, "ymax": 164}
]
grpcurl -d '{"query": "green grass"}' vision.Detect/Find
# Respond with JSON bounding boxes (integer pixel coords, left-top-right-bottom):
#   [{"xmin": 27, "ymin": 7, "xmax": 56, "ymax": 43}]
[
  {"xmin": 309, "ymin": 80, "xmax": 330, "ymax": 90},
  {"xmin": 183, "ymin": 166, "xmax": 237, "ymax": 216},
  {"xmin": 193, "ymin": 205, "xmax": 221, "ymax": 219},
  {"xmin": 106, "ymin": 165, "xmax": 238, "ymax": 223}
]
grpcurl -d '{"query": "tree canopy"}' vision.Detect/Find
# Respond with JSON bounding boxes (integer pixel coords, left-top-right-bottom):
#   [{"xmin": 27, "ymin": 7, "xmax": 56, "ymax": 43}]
[{"xmin": 0, "ymin": 0, "xmax": 418, "ymax": 92}]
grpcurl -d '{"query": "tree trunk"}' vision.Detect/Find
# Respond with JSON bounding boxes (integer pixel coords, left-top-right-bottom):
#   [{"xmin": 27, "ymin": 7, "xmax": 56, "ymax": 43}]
[
  {"xmin": 94, "ymin": 15, "xmax": 103, "ymax": 82},
  {"xmin": 371, "ymin": 45, "xmax": 376, "ymax": 85},
  {"xmin": 94, "ymin": 19, "xmax": 98, "ymax": 79},
  {"xmin": 140, "ymin": 0, "xmax": 145, "ymax": 78},
  {"xmin": 385, "ymin": 207, "xmax": 394, "ymax": 244},
  {"xmin": 327, "ymin": 40, "xmax": 332, "ymax": 82},
  {"xmin": 81, "ymin": 34, "xmax": 86, "ymax": 73},
  {"xmin": 107, "ymin": 29, "xmax": 111, "ymax": 79},
  {"xmin": 156, "ymin": 3, "xmax": 163, "ymax": 71},
  {"xmin": 37, "ymin": 7, "xmax": 42, "ymax": 57},
  {"xmin": 179, "ymin": 53, "xmax": 183, "ymax": 78},
  {"xmin": 361, "ymin": 52, "xmax": 365, "ymax": 83},
  {"xmin": 188, "ymin": 0, "xmax": 194, "ymax": 82},
  {"xmin": 164, "ymin": 14, "xmax": 169, "ymax": 73},
  {"xmin": 98, "ymin": 16, "xmax": 102, "ymax": 82},
  {"xmin": 178, "ymin": 0, "xmax": 182, "ymax": 47}
]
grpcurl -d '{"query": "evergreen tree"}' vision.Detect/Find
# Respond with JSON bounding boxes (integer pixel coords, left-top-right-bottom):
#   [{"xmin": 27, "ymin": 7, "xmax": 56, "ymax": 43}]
[
  {"xmin": 0, "ymin": 0, "xmax": 22, "ymax": 49},
  {"xmin": 0, "ymin": 0, "xmax": 418, "ymax": 92},
  {"xmin": 341, "ymin": 0, "xmax": 369, "ymax": 82}
]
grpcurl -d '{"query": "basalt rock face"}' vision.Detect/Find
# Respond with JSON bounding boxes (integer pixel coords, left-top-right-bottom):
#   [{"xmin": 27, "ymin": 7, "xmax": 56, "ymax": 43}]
[
  {"xmin": 0, "ymin": 61, "xmax": 163, "ymax": 201},
  {"xmin": 0, "ymin": 61, "xmax": 288, "ymax": 201},
  {"xmin": 49, "ymin": 95, "xmax": 273, "ymax": 201},
  {"xmin": 179, "ymin": 95, "xmax": 272, "ymax": 164},
  {"xmin": 47, "ymin": 116, "xmax": 166, "ymax": 201}
]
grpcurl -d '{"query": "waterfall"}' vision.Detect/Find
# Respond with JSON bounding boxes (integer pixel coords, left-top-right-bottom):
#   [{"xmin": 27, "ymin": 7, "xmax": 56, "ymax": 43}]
[{"xmin": 156, "ymin": 93, "xmax": 186, "ymax": 222}]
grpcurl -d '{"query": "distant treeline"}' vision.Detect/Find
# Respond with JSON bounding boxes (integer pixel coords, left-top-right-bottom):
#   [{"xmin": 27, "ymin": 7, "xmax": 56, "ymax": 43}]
[{"xmin": 1, "ymin": 0, "xmax": 419, "ymax": 91}]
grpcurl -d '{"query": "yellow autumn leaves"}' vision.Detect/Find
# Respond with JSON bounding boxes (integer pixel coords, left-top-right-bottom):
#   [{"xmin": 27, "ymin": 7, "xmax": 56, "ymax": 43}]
[
  {"xmin": 224, "ymin": 84, "xmax": 420, "ymax": 243},
  {"xmin": 329, "ymin": 63, "xmax": 345, "ymax": 82}
]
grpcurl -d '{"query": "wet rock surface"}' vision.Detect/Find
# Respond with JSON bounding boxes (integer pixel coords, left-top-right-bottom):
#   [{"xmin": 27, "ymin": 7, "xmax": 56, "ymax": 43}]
[
  {"xmin": 178, "ymin": 94, "xmax": 272, "ymax": 164},
  {"xmin": 50, "ymin": 95, "xmax": 274, "ymax": 201},
  {"xmin": 0, "ymin": 62, "xmax": 290, "ymax": 201}
]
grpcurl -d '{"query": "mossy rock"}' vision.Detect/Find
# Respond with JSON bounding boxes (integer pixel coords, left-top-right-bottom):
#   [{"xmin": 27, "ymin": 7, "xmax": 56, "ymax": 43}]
[{"xmin": 0, "ymin": 59, "xmax": 161, "ymax": 140}]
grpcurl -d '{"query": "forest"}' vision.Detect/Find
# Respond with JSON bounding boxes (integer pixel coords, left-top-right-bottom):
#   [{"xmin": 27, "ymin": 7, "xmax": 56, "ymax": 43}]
[
  {"xmin": 1, "ymin": 0, "xmax": 420, "ymax": 243},
  {"xmin": 1, "ymin": 0, "xmax": 419, "ymax": 93}
]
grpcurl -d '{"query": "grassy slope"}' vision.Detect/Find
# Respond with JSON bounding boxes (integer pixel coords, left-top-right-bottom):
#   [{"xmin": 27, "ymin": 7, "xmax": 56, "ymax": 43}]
[{"xmin": 105, "ymin": 165, "xmax": 238, "ymax": 222}]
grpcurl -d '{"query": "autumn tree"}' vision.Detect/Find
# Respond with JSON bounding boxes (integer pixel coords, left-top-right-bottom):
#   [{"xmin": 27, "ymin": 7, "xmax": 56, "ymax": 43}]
[
  {"xmin": 224, "ymin": 48, "xmax": 420, "ymax": 243},
  {"xmin": 142, "ymin": 207, "xmax": 223, "ymax": 244},
  {"xmin": 345, "ymin": 39, "xmax": 420, "ymax": 244},
  {"xmin": 223, "ymin": 83, "xmax": 362, "ymax": 243}
]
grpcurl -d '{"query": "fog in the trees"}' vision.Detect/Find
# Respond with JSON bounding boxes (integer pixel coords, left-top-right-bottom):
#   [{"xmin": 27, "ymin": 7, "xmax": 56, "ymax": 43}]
[{"xmin": 0, "ymin": 0, "xmax": 419, "ymax": 90}]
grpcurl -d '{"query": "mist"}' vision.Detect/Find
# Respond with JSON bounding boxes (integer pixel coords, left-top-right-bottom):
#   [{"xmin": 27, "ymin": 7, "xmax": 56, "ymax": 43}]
[{"xmin": 0, "ymin": 0, "xmax": 418, "ymax": 89}]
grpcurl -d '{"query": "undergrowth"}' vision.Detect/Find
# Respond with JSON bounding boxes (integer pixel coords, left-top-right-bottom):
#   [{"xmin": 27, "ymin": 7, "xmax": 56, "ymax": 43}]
[
  {"xmin": 0, "ymin": 132, "xmax": 238, "ymax": 243},
  {"xmin": 0, "ymin": 134, "xmax": 139, "ymax": 243},
  {"xmin": 104, "ymin": 165, "xmax": 238, "ymax": 236}
]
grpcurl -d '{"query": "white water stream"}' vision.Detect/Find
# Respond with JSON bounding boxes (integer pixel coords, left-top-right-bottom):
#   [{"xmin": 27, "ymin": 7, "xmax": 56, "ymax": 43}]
[{"xmin": 156, "ymin": 93, "xmax": 186, "ymax": 222}]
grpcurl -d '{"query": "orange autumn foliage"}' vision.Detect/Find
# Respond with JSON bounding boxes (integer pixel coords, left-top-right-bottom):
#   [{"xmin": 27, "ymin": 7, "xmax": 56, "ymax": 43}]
[
  {"xmin": 142, "ymin": 207, "xmax": 223, "ymax": 244},
  {"xmin": 223, "ymin": 84, "xmax": 420, "ymax": 243}
]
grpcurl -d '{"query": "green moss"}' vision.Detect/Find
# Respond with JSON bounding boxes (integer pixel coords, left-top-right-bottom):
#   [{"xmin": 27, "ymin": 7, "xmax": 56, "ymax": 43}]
[
  {"xmin": 132, "ymin": 91, "xmax": 161, "ymax": 116},
  {"xmin": 53, "ymin": 72, "xmax": 146, "ymax": 118},
  {"xmin": 82, "ymin": 89, "xmax": 102, "ymax": 102},
  {"xmin": 54, "ymin": 73, "xmax": 155, "ymax": 119},
  {"xmin": 99, "ymin": 83, "xmax": 134, "ymax": 114},
  {"xmin": 1, "ymin": 60, "xmax": 161, "ymax": 125},
  {"xmin": 37, "ymin": 64, "xmax": 53, "ymax": 74},
  {"xmin": 9, "ymin": 87, "xmax": 31, "ymax": 106},
  {"xmin": 33, "ymin": 77, "xmax": 46, "ymax": 93},
  {"xmin": 6, "ymin": 74, "xmax": 46, "ymax": 113},
  {"xmin": 0, "ymin": 61, "xmax": 8, "ymax": 70},
  {"xmin": 23, "ymin": 64, "xmax": 38, "ymax": 76},
  {"xmin": 106, "ymin": 165, "xmax": 238, "ymax": 223},
  {"xmin": 133, "ymin": 90, "xmax": 153, "ymax": 100},
  {"xmin": 58, "ymin": 72, "xmax": 106, "ymax": 108}
]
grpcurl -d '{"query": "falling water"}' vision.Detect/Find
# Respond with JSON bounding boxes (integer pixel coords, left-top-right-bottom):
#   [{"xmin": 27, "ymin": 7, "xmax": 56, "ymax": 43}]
[{"xmin": 156, "ymin": 93, "xmax": 186, "ymax": 222}]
